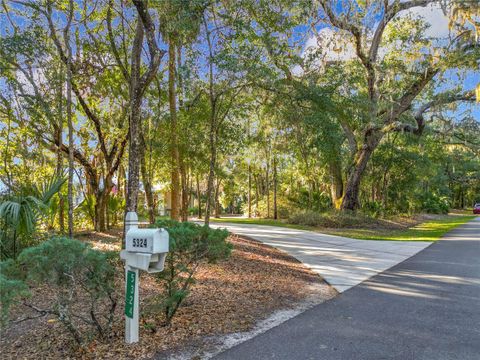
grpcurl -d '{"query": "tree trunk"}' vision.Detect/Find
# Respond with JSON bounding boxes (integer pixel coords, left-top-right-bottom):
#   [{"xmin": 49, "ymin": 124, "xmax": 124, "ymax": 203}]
[
  {"xmin": 125, "ymin": 2, "xmax": 163, "ymax": 222},
  {"xmin": 64, "ymin": 1, "xmax": 74, "ymax": 238},
  {"xmin": 214, "ymin": 178, "xmax": 221, "ymax": 218},
  {"xmin": 371, "ymin": 181, "xmax": 375, "ymax": 203},
  {"xmin": 248, "ymin": 164, "xmax": 252, "ymax": 218},
  {"xmin": 204, "ymin": 22, "xmax": 216, "ymax": 227},
  {"xmin": 255, "ymin": 173, "xmax": 259, "ymax": 216},
  {"xmin": 106, "ymin": 190, "xmax": 110, "ymax": 230},
  {"xmin": 180, "ymin": 162, "xmax": 188, "ymax": 221},
  {"xmin": 95, "ymin": 174, "xmax": 113, "ymax": 232},
  {"xmin": 141, "ymin": 150, "xmax": 155, "ymax": 224},
  {"xmin": 204, "ymin": 116, "xmax": 216, "ymax": 226},
  {"xmin": 266, "ymin": 163, "xmax": 270, "ymax": 218},
  {"xmin": 119, "ymin": 164, "xmax": 127, "ymax": 200},
  {"xmin": 273, "ymin": 155, "xmax": 278, "ymax": 219},
  {"xmin": 329, "ymin": 160, "xmax": 344, "ymax": 209},
  {"xmin": 125, "ymin": 19, "xmax": 144, "ymax": 215},
  {"xmin": 56, "ymin": 63, "xmax": 65, "ymax": 233},
  {"xmin": 188, "ymin": 173, "xmax": 193, "ymax": 212},
  {"xmin": 382, "ymin": 173, "xmax": 389, "ymax": 209},
  {"xmin": 95, "ymin": 191, "xmax": 107, "ymax": 232},
  {"xmin": 169, "ymin": 40, "xmax": 181, "ymax": 221},
  {"xmin": 308, "ymin": 180, "xmax": 313, "ymax": 209},
  {"xmin": 196, "ymin": 174, "xmax": 202, "ymax": 219},
  {"xmin": 341, "ymin": 134, "xmax": 381, "ymax": 211}
]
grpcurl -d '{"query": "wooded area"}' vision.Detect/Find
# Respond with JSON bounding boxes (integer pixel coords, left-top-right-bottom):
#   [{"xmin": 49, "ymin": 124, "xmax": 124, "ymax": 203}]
[
  {"xmin": 0, "ymin": 0, "xmax": 479, "ymax": 356},
  {"xmin": 0, "ymin": 0, "xmax": 479, "ymax": 255}
]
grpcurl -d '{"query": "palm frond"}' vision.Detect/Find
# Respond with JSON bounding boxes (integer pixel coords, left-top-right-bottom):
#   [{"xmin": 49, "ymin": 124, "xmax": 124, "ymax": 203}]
[
  {"xmin": 38, "ymin": 176, "xmax": 66, "ymax": 204},
  {"xmin": 0, "ymin": 200, "xmax": 22, "ymax": 227}
]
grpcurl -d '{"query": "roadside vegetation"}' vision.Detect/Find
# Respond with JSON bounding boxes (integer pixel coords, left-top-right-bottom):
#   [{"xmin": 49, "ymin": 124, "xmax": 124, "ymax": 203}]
[
  {"xmin": 211, "ymin": 213, "xmax": 476, "ymax": 242},
  {"xmin": 0, "ymin": 0, "xmax": 479, "ymax": 358},
  {"xmin": 0, "ymin": 232, "xmax": 334, "ymax": 359}
]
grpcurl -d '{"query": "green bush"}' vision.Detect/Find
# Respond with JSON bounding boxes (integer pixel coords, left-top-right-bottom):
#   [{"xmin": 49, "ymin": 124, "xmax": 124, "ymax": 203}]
[
  {"xmin": 288, "ymin": 210, "xmax": 377, "ymax": 228},
  {"xmin": 0, "ymin": 259, "xmax": 30, "ymax": 326},
  {"xmin": 75, "ymin": 193, "xmax": 96, "ymax": 229},
  {"xmin": 146, "ymin": 220, "xmax": 232, "ymax": 326},
  {"xmin": 188, "ymin": 206, "xmax": 199, "ymax": 216},
  {"xmin": 107, "ymin": 195, "xmax": 125, "ymax": 227},
  {"xmin": 419, "ymin": 193, "xmax": 450, "ymax": 214},
  {"xmin": 1, "ymin": 237, "xmax": 117, "ymax": 344},
  {"xmin": 321, "ymin": 211, "xmax": 376, "ymax": 228},
  {"xmin": 362, "ymin": 201, "xmax": 384, "ymax": 217},
  {"xmin": 245, "ymin": 196, "xmax": 296, "ymax": 219},
  {"xmin": 0, "ymin": 176, "xmax": 65, "ymax": 260},
  {"xmin": 288, "ymin": 189, "xmax": 331, "ymax": 213},
  {"xmin": 288, "ymin": 211, "xmax": 324, "ymax": 226}
]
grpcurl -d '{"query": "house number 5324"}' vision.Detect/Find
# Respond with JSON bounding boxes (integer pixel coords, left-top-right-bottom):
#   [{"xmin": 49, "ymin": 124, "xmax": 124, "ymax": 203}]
[{"xmin": 132, "ymin": 238, "xmax": 147, "ymax": 248}]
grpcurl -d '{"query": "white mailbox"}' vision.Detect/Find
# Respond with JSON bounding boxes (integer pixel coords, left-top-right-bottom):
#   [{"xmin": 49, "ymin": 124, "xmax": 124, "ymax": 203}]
[
  {"xmin": 121, "ymin": 228, "xmax": 169, "ymax": 273},
  {"xmin": 126, "ymin": 228, "xmax": 169, "ymax": 254},
  {"xmin": 120, "ymin": 212, "xmax": 169, "ymax": 344}
]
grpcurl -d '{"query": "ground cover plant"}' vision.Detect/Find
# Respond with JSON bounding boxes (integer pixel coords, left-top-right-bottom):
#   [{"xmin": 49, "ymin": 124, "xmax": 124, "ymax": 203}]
[
  {"xmin": 145, "ymin": 220, "xmax": 232, "ymax": 326},
  {"xmin": 0, "ymin": 1, "xmax": 478, "ymax": 358},
  {"xmin": 0, "ymin": 237, "xmax": 118, "ymax": 344},
  {"xmin": 0, "ymin": 232, "xmax": 336, "ymax": 359}
]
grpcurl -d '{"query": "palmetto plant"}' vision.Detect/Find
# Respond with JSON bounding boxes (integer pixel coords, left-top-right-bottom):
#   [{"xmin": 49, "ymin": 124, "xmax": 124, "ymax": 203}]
[
  {"xmin": 107, "ymin": 195, "xmax": 124, "ymax": 227},
  {"xmin": 0, "ymin": 176, "xmax": 65, "ymax": 259}
]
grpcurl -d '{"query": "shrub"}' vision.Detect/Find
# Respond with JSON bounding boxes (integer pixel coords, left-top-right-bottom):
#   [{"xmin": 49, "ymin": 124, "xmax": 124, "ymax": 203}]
[
  {"xmin": 0, "ymin": 176, "xmax": 65, "ymax": 260},
  {"xmin": 146, "ymin": 220, "xmax": 232, "ymax": 326},
  {"xmin": 188, "ymin": 206, "xmax": 199, "ymax": 216},
  {"xmin": 419, "ymin": 193, "xmax": 450, "ymax": 214},
  {"xmin": 75, "ymin": 194, "xmax": 96, "ymax": 229},
  {"xmin": 288, "ymin": 210, "xmax": 377, "ymax": 228},
  {"xmin": 362, "ymin": 201, "xmax": 384, "ymax": 217},
  {"xmin": 1, "ymin": 237, "xmax": 117, "ymax": 344},
  {"xmin": 245, "ymin": 196, "xmax": 296, "ymax": 219},
  {"xmin": 288, "ymin": 211, "xmax": 323, "ymax": 226},
  {"xmin": 320, "ymin": 211, "xmax": 376, "ymax": 228},
  {"xmin": 107, "ymin": 195, "xmax": 125, "ymax": 227},
  {"xmin": 0, "ymin": 259, "xmax": 30, "ymax": 326},
  {"xmin": 288, "ymin": 189, "xmax": 331, "ymax": 213}
]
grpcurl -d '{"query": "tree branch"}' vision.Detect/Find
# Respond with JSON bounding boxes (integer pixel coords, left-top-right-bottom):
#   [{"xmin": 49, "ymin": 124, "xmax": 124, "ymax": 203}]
[
  {"xmin": 132, "ymin": 0, "xmax": 165, "ymax": 96},
  {"xmin": 45, "ymin": 2, "xmax": 110, "ymax": 161},
  {"xmin": 382, "ymin": 90, "xmax": 475, "ymax": 135},
  {"xmin": 381, "ymin": 67, "xmax": 439, "ymax": 123},
  {"xmin": 107, "ymin": 0, "xmax": 130, "ymax": 82}
]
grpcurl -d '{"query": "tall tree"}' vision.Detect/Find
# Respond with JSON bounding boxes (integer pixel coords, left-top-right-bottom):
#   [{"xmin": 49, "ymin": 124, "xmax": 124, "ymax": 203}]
[
  {"xmin": 319, "ymin": 0, "xmax": 477, "ymax": 210},
  {"xmin": 63, "ymin": 0, "xmax": 74, "ymax": 237},
  {"xmin": 126, "ymin": 0, "xmax": 165, "ymax": 215}
]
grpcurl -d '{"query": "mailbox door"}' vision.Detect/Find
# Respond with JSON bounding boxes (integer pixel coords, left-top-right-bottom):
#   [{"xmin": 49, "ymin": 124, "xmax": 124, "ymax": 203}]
[{"xmin": 152, "ymin": 230, "xmax": 169, "ymax": 253}]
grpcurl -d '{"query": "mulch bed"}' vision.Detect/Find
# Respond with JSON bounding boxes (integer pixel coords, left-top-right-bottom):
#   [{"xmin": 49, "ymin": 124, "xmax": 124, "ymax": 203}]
[{"xmin": 0, "ymin": 232, "xmax": 336, "ymax": 359}]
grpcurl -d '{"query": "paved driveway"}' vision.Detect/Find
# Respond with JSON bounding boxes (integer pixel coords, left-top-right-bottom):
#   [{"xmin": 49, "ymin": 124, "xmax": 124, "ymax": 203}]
[
  {"xmin": 214, "ymin": 217, "xmax": 480, "ymax": 360},
  {"xmin": 208, "ymin": 222, "xmax": 431, "ymax": 292}
]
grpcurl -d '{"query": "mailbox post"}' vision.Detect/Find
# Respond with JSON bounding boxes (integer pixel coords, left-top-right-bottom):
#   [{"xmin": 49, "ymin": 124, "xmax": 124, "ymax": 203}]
[{"xmin": 121, "ymin": 212, "xmax": 169, "ymax": 344}]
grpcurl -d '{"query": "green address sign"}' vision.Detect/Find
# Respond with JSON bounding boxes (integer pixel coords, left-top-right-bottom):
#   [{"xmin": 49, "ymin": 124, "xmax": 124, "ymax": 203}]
[{"xmin": 125, "ymin": 270, "xmax": 136, "ymax": 319}]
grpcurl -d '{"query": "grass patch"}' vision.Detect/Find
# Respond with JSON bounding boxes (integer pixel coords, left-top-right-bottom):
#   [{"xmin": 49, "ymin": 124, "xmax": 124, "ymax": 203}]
[
  {"xmin": 323, "ymin": 215, "xmax": 476, "ymax": 241},
  {"xmin": 209, "ymin": 215, "xmax": 477, "ymax": 242}
]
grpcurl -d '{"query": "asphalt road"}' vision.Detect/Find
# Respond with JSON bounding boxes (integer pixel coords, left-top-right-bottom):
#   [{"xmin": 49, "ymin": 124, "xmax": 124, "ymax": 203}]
[{"xmin": 214, "ymin": 217, "xmax": 480, "ymax": 360}]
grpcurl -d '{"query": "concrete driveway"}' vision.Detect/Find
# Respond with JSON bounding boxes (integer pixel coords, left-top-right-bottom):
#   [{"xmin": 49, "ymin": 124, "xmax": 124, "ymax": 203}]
[
  {"xmin": 207, "ymin": 222, "xmax": 431, "ymax": 293},
  {"xmin": 214, "ymin": 217, "xmax": 480, "ymax": 360}
]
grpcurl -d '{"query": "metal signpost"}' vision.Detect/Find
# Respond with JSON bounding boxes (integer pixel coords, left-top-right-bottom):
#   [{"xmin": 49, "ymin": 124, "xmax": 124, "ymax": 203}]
[{"xmin": 121, "ymin": 212, "xmax": 169, "ymax": 344}]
